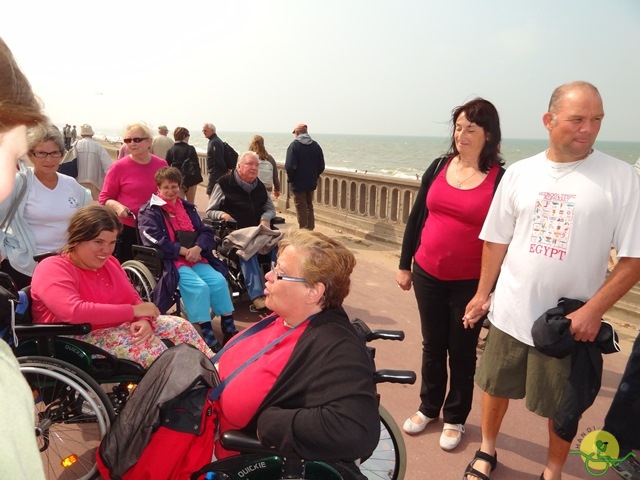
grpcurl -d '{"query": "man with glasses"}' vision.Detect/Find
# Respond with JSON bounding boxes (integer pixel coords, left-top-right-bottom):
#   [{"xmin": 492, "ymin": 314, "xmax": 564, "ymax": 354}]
[
  {"xmin": 206, "ymin": 151, "xmax": 279, "ymax": 311},
  {"xmin": 75, "ymin": 123, "xmax": 112, "ymax": 200},
  {"xmin": 202, "ymin": 123, "xmax": 226, "ymax": 196}
]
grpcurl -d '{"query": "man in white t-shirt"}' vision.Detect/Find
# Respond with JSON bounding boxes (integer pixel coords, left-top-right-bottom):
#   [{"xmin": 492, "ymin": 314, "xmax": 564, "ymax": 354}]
[{"xmin": 461, "ymin": 81, "xmax": 640, "ymax": 480}]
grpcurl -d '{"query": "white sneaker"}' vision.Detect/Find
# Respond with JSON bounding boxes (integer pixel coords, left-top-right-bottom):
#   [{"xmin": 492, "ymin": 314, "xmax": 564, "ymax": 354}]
[
  {"xmin": 439, "ymin": 423, "xmax": 465, "ymax": 450},
  {"xmin": 402, "ymin": 411, "xmax": 437, "ymax": 434}
]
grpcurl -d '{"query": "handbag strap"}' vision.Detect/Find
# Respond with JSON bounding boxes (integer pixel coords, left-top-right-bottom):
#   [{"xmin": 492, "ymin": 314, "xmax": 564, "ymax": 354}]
[
  {"xmin": 207, "ymin": 313, "xmax": 314, "ymax": 402},
  {"xmin": 1, "ymin": 171, "xmax": 28, "ymax": 232}
]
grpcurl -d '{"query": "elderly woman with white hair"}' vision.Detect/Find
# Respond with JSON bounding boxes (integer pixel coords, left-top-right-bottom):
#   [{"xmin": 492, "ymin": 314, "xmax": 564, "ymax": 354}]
[
  {"xmin": 99, "ymin": 122, "xmax": 168, "ymax": 262},
  {"xmin": 0, "ymin": 123, "xmax": 91, "ymax": 288}
]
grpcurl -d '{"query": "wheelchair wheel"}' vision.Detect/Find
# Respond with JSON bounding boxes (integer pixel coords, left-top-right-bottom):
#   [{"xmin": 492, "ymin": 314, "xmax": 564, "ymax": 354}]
[
  {"xmin": 19, "ymin": 356, "xmax": 115, "ymax": 480},
  {"xmin": 358, "ymin": 404, "xmax": 407, "ymax": 480},
  {"xmin": 122, "ymin": 260, "xmax": 156, "ymax": 303}
]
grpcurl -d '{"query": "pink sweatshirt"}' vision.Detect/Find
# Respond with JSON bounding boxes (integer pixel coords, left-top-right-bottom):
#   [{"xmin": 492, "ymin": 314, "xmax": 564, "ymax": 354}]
[
  {"xmin": 31, "ymin": 255, "xmax": 142, "ymax": 328},
  {"xmin": 99, "ymin": 155, "xmax": 168, "ymax": 227}
]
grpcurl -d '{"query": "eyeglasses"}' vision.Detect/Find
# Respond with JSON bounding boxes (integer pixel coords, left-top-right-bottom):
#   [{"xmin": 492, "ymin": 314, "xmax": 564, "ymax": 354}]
[
  {"xmin": 270, "ymin": 262, "xmax": 307, "ymax": 283},
  {"xmin": 31, "ymin": 151, "xmax": 63, "ymax": 158},
  {"xmin": 122, "ymin": 137, "xmax": 148, "ymax": 144},
  {"xmin": 159, "ymin": 185, "xmax": 180, "ymax": 191}
]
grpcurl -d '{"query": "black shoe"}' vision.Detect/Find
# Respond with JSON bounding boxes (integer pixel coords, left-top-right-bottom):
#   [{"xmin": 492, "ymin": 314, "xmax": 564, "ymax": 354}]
[
  {"xmin": 223, "ymin": 330, "xmax": 239, "ymax": 345},
  {"xmin": 210, "ymin": 342, "xmax": 223, "ymax": 354}
]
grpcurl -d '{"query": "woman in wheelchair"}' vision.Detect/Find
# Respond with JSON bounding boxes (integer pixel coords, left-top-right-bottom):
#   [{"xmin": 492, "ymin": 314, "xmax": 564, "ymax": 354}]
[
  {"xmin": 138, "ymin": 166, "xmax": 237, "ymax": 352},
  {"xmin": 214, "ymin": 229, "xmax": 380, "ymax": 479},
  {"xmin": 30, "ymin": 205, "xmax": 214, "ymax": 368}
]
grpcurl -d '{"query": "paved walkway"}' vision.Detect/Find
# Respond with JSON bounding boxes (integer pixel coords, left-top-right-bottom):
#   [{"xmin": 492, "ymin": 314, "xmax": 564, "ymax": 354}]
[{"xmin": 193, "ymin": 185, "xmax": 637, "ymax": 480}]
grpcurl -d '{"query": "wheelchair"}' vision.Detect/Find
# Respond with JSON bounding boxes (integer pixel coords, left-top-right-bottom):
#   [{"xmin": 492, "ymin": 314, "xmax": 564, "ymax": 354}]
[
  {"xmin": 205, "ymin": 217, "xmax": 285, "ymax": 308},
  {"xmin": 1, "ymin": 272, "xmax": 145, "ymax": 480}
]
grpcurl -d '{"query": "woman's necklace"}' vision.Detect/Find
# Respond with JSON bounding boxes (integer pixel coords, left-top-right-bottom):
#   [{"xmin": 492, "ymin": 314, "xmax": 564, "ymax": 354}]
[{"xmin": 455, "ymin": 158, "xmax": 477, "ymax": 188}]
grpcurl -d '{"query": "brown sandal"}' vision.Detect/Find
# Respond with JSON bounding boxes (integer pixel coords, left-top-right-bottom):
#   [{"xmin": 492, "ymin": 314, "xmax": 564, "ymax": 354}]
[{"xmin": 462, "ymin": 450, "xmax": 497, "ymax": 480}]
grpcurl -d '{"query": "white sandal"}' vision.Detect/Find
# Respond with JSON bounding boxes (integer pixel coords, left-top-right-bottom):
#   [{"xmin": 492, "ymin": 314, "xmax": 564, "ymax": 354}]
[
  {"xmin": 402, "ymin": 411, "xmax": 437, "ymax": 434},
  {"xmin": 439, "ymin": 423, "xmax": 465, "ymax": 450}
]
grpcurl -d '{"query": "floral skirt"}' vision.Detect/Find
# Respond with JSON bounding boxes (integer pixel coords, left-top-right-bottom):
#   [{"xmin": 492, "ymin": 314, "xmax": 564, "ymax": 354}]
[{"xmin": 72, "ymin": 315, "xmax": 214, "ymax": 369}]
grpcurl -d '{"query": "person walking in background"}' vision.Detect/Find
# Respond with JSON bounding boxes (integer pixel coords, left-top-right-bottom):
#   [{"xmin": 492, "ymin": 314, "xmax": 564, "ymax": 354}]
[
  {"xmin": 249, "ymin": 134, "xmax": 281, "ymax": 199},
  {"xmin": 461, "ymin": 81, "xmax": 640, "ymax": 480},
  {"xmin": 285, "ymin": 123, "xmax": 324, "ymax": 230},
  {"xmin": 100, "ymin": 122, "xmax": 168, "ymax": 263},
  {"xmin": 203, "ymin": 122, "xmax": 226, "ymax": 196},
  {"xmin": 118, "ymin": 141, "xmax": 130, "ymax": 159},
  {"xmin": 75, "ymin": 123, "xmax": 112, "ymax": 199},
  {"xmin": 0, "ymin": 124, "xmax": 91, "ymax": 288},
  {"xmin": 397, "ymin": 98, "xmax": 505, "ymax": 452},
  {"xmin": 63, "ymin": 123, "xmax": 71, "ymax": 150},
  {"xmin": 165, "ymin": 127, "xmax": 202, "ymax": 204},
  {"xmin": 150, "ymin": 124, "xmax": 174, "ymax": 160},
  {"xmin": 70, "ymin": 124, "xmax": 77, "ymax": 144},
  {"xmin": 0, "ymin": 34, "xmax": 48, "ymax": 480}
]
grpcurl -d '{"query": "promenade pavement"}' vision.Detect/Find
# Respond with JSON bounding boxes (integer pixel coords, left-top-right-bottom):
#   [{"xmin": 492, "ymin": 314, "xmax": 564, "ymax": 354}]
[{"xmin": 192, "ymin": 185, "xmax": 638, "ymax": 480}]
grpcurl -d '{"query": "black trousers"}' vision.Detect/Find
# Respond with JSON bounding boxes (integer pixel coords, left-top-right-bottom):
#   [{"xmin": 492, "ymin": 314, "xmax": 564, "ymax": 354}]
[
  {"xmin": 604, "ymin": 331, "xmax": 640, "ymax": 454},
  {"xmin": 412, "ymin": 262, "xmax": 482, "ymax": 424}
]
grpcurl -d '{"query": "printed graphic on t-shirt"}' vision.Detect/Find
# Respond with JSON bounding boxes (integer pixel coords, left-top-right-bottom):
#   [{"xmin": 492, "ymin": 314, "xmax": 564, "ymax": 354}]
[{"xmin": 529, "ymin": 192, "xmax": 576, "ymax": 261}]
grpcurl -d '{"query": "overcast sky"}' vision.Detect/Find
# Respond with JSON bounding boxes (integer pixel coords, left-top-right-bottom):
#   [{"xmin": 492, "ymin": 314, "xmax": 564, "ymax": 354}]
[{"xmin": 3, "ymin": 0, "xmax": 639, "ymax": 141}]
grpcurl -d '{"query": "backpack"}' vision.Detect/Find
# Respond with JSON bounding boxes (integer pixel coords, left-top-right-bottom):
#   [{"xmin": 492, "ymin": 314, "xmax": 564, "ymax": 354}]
[{"xmin": 223, "ymin": 142, "xmax": 238, "ymax": 170}]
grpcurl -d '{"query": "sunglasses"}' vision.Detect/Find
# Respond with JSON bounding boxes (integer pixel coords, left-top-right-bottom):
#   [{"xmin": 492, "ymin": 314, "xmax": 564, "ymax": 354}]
[{"xmin": 123, "ymin": 137, "xmax": 148, "ymax": 144}]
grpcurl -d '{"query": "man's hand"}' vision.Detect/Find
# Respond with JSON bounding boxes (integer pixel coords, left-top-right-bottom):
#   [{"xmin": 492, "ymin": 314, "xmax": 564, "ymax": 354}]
[
  {"xmin": 221, "ymin": 213, "xmax": 234, "ymax": 221},
  {"xmin": 567, "ymin": 306, "xmax": 602, "ymax": 342},
  {"xmin": 260, "ymin": 219, "xmax": 271, "ymax": 228},
  {"xmin": 463, "ymin": 293, "xmax": 491, "ymax": 328}
]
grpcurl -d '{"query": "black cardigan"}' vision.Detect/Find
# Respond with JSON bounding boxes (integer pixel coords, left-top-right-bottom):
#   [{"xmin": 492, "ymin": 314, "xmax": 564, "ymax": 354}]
[
  {"xmin": 398, "ymin": 155, "xmax": 505, "ymax": 270},
  {"xmin": 250, "ymin": 307, "xmax": 380, "ymax": 463}
]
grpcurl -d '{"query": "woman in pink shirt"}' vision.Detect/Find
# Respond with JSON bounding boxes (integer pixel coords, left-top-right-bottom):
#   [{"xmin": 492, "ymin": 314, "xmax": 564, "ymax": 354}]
[
  {"xmin": 99, "ymin": 123, "xmax": 167, "ymax": 263},
  {"xmin": 31, "ymin": 205, "xmax": 213, "ymax": 368}
]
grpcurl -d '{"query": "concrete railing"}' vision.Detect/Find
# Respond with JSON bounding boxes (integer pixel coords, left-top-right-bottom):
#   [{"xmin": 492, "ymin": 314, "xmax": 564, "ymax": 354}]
[{"xmin": 197, "ymin": 152, "xmax": 419, "ymax": 245}]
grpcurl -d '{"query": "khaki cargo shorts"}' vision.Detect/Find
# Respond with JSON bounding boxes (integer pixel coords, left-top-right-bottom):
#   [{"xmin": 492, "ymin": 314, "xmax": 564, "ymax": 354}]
[{"xmin": 475, "ymin": 324, "xmax": 571, "ymax": 418}]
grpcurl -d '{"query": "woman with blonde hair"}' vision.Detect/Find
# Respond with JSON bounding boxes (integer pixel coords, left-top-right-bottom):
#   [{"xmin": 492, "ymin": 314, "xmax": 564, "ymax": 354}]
[
  {"xmin": 248, "ymin": 134, "xmax": 280, "ymax": 198},
  {"xmin": 99, "ymin": 122, "xmax": 168, "ymax": 262}
]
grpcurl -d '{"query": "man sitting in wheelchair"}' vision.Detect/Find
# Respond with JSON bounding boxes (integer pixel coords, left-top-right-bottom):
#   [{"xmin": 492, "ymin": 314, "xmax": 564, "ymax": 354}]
[
  {"xmin": 206, "ymin": 151, "xmax": 280, "ymax": 311},
  {"xmin": 138, "ymin": 166, "xmax": 238, "ymax": 352},
  {"xmin": 30, "ymin": 205, "xmax": 214, "ymax": 368}
]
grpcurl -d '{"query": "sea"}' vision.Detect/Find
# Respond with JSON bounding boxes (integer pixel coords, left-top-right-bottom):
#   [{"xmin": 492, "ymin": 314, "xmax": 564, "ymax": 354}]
[{"xmin": 94, "ymin": 128, "xmax": 640, "ymax": 181}]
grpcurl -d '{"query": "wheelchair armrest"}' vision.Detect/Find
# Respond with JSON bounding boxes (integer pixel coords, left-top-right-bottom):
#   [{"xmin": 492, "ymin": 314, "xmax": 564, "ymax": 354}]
[
  {"xmin": 33, "ymin": 251, "xmax": 59, "ymax": 263},
  {"xmin": 132, "ymin": 245, "xmax": 164, "ymax": 260},
  {"xmin": 220, "ymin": 430, "xmax": 275, "ymax": 455},
  {"xmin": 14, "ymin": 322, "xmax": 92, "ymax": 337}
]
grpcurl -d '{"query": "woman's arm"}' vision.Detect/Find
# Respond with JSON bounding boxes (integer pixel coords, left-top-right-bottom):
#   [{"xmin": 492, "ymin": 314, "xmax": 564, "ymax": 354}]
[{"xmin": 137, "ymin": 204, "xmax": 181, "ymax": 260}]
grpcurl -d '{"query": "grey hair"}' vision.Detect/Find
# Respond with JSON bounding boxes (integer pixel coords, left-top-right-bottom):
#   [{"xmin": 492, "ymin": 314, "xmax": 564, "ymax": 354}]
[
  {"xmin": 237, "ymin": 151, "xmax": 259, "ymax": 166},
  {"xmin": 26, "ymin": 123, "xmax": 66, "ymax": 153},
  {"xmin": 204, "ymin": 123, "xmax": 216, "ymax": 133}
]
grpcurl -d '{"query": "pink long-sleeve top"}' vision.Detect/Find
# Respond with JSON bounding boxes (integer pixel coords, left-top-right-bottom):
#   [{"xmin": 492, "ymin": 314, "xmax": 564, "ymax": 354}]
[
  {"xmin": 31, "ymin": 254, "xmax": 143, "ymax": 328},
  {"xmin": 99, "ymin": 155, "xmax": 168, "ymax": 228}
]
